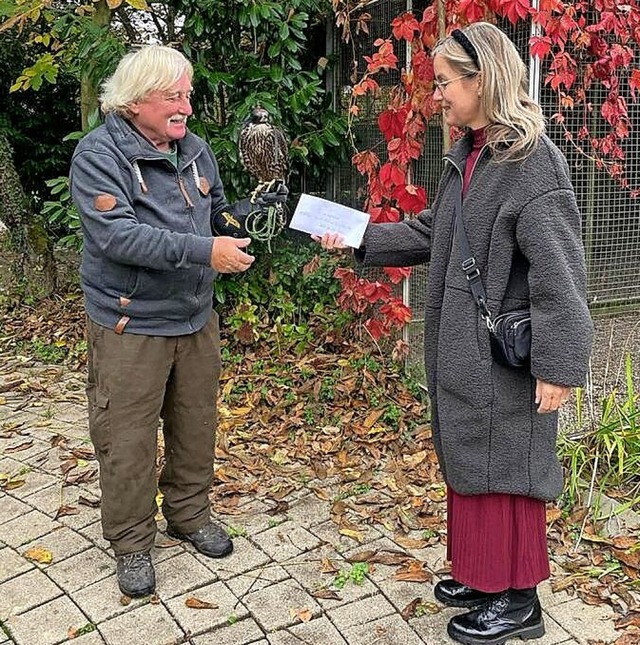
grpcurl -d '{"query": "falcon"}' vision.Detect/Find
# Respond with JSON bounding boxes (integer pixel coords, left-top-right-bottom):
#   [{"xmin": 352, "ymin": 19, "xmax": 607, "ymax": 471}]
[
  {"xmin": 238, "ymin": 106, "xmax": 289, "ymax": 184},
  {"xmin": 237, "ymin": 106, "xmax": 290, "ymax": 250}
]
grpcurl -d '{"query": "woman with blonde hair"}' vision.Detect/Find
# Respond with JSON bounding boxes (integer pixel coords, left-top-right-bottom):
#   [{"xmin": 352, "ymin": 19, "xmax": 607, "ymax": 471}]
[{"xmin": 317, "ymin": 21, "xmax": 592, "ymax": 645}]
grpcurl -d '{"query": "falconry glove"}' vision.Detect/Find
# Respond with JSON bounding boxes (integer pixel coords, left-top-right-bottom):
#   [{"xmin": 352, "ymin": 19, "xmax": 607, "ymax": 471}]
[{"xmin": 212, "ymin": 180, "xmax": 289, "ymax": 244}]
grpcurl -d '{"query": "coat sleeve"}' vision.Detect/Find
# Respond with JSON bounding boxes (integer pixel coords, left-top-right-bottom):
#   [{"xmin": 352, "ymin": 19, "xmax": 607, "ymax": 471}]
[
  {"xmin": 354, "ymin": 209, "xmax": 433, "ymax": 267},
  {"xmin": 70, "ymin": 150, "xmax": 214, "ymax": 270},
  {"xmin": 515, "ymin": 188, "xmax": 593, "ymax": 386}
]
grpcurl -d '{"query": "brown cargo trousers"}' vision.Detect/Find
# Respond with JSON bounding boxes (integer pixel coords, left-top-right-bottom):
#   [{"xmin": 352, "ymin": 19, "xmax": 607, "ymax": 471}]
[{"xmin": 86, "ymin": 313, "xmax": 221, "ymax": 555}]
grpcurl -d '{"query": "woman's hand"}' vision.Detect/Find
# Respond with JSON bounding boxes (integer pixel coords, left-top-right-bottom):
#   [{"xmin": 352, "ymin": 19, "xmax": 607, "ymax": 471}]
[
  {"xmin": 535, "ymin": 379, "xmax": 571, "ymax": 414},
  {"xmin": 311, "ymin": 232, "xmax": 348, "ymax": 250}
]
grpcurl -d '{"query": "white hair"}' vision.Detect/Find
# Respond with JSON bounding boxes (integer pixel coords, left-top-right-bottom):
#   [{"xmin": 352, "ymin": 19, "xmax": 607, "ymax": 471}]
[{"xmin": 100, "ymin": 45, "xmax": 193, "ymax": 116}]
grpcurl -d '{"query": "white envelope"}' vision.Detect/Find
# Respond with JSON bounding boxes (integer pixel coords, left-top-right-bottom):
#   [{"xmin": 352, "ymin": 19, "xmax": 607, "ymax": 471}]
[{"xmin": 289, "ymin": 193, "xmax": 370, "ymax": 248}]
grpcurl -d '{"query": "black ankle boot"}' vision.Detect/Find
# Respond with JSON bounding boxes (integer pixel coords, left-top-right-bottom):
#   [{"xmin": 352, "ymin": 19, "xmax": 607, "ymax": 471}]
[
  {"xmin": 434, "ymin": 579, "xmax": 501, "ymax": 608},
  {"xmin": 447, "ymin": 587, "xmax": 545, "ymax": 645}
]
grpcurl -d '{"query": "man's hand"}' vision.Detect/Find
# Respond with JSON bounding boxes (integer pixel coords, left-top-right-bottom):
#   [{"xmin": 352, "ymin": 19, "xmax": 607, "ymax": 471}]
[
  {"xmin": 211, "ymin": 237, "xmax": 255, "ymax": 273},
  {"xmin": 535, "ymin": 378, "xmax": 571, "ymax": 414}
]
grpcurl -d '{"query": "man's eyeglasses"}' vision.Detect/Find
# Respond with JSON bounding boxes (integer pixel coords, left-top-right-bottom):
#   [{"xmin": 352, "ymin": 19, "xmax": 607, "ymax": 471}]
[
  {"xmin": 433, "ymin": 73, "xmax": 476, "ymax": 93},
  {"xmin": 162, "ymin": 90, "xmax": 193, "ymax": 103}
]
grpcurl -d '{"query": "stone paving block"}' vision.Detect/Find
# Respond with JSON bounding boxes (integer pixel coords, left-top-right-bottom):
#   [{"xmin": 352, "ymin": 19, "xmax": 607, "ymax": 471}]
[
  {"xmin": 22, "ymin": 483, "xmax": 80, "ymax": 517},
  {"xmin": 285, "ymin": 493, "xmax": 332, "ymax": 527},
  {"xmin": 6, "ymin": 469, "xmax": 59, "ymax": 498},
  {"xmin": 0, "ymin": 456, "xmax": 23, "ymax": 473},
  {"xmin": 0, "ymin": 508, "xmax": 62, "ymax": 547},
  {"xmin": 199, "ymin": 536, "xmax": 271, "ymax": 580},
  {"xmin": 310, "ymin": 519, "xmax": 382, "ymax": 554},
  {"xmin": 0, "ymin": 567, "xmax": 63, "ymax": 618},
  {"xmin": 73, "ymin": 574, "xmax": 149, "ymax": 623},
  {"xmin": 166, "ymin": 580, "xmax": 249, "ymax": 636},
  {"xmin": 21, "ymin": 525, "xmax": 92, "ymax": 566},
  {"xmin": 243, "ymin": 578, "xmax": 322, "ymax": 632},
  {"xmin": 285, "ymin": 545, "xmax": 378, "ymax": 610},
  {"xmin": 409, "ymin": 604, "xmax": 461, "ymax": 644},
  {"xmin": 327, "ymin": 593, "xmax": 396, "ymax": 631},
  {"xmin": 0, "ymin": 495, "xmax": 31, "ymax": 525},
  {"xmin": 0, "ymin": 546, "xmax": 34, "ymax": 582},
  {"xmin": 408, "ymin": 541, "xmax": 449, "ymax": 576},
  {"xmin": 343, "ymin": 613, "xmax": 426, "ymax": 645},
  {"xmin": 64, "ymin": 630, "xmax": 107, "ymax": 645},
  {"xmin": 99, "ymin": 602, "xmax": 184, "ymax": 645},
  {"xmin": 378, "ymin": 577, "xmax": 437, "ymax": 614},
  {"xmin": 251, "ymin": 522, "xmax": 323, "ymax": 562},
  {"xmin": 191, "ymin": 616, "xmax": 265, "ymax": 645},
  {"xmin": 538, "ymin": 579, "xmax": 575, "ymax": 608},
  {"xmin": 268, "ymin": 615, "xmax": 349, "ymax": 645},
  {"xmin": 47, "ymin": 546, "xmax": 114, "ymax": 593},
  {"xmin": 229, "ymin": 500, "xmax": 285, "ymax": 536},
  {"xmin": 7, "ymin": 596, "xmax": 90, "ymax": 645},
  {"xmin": 25, "ymin": 449, "xmax": 66, "ymax": 474},
  {"xmin": 546, "ymin": 598, "xmax": 619, "ymax": 644},
  {"xmin": 78, "ymin": 520, "xmax": 111, "ymax": 551},
  {"xmin": 225, "ymin": 564, "xmax": 289, "ymax": 597},
  {"xmin": 154, "ymin": 551, "xmax": 218, "ymax": 600}
]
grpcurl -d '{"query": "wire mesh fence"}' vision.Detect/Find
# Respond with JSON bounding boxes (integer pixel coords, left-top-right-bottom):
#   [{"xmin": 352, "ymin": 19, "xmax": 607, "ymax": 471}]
[{"xmin": 328, "ymin": 3, "xmax": 640, "ymax": 379}]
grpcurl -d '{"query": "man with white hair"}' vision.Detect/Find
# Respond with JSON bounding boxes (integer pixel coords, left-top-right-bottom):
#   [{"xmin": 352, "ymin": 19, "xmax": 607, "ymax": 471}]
[{"xmin": 70, "ymin": 45, "xmax": 286, "ymax": 597}]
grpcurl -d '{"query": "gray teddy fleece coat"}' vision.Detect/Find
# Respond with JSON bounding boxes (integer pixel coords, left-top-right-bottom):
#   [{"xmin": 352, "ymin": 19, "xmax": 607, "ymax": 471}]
[{"xmin": 359, "ymin": 132, "xmax": 593, "ymax": 501}]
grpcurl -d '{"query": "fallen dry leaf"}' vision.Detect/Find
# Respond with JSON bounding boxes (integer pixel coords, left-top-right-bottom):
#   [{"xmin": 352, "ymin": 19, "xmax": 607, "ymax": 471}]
[
  {"xmin": 615, "ymin": 612, "xmax": 640, "ymax": 629},
  {"xmin": 54, "ymin": 505, "xmax": 79, "ymax": 520},
  {"xmin": 23, "ymin": 546, "xmax": 53, "ymax": 564},
  {"xmin": 6, "ymin": 439, "xmax": 34, "ymax": 453},
  {"xmin": 400, "ymin": 597, "xmax": 424, "ymax": 620},
  {"xmin": 185, "ymin": 596, "xmax": 218, "ymax": 609},
  {"xmin": 291, "ymin": 607, "xmax": 313, "ymax": 623},
  {"xmin": 311, "ymin": 588, "xmax": 341, "ymax": 600},
  {"xmin": 392, "ymin": 560, "xmax": 432, "ymax": 583}
]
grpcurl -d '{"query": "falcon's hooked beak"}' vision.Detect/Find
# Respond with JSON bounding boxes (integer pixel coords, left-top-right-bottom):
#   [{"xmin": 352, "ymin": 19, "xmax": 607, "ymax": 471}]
[{"xmin": 251, "ymin": 107, "xmax": 270, "ymax": 124}]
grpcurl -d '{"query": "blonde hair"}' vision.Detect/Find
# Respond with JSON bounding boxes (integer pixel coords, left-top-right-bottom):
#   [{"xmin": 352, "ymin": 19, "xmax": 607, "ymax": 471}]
[
  {"xmin": 100, "ymin": 45, "xmax": 193, "ymax": 116},
  {"xmin": 432, "ymin": 22, "xmax": 545, "ymax": 161}
]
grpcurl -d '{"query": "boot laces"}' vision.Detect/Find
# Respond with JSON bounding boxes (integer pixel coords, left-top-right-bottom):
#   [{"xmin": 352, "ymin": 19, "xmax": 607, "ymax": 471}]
[
  {"xmin": 120, "ymin": 552, "xmax": 151, "ymax": 572},
  {"xmin": 479, "ymin": 592, "xmax": 510, "ymax": 621}
]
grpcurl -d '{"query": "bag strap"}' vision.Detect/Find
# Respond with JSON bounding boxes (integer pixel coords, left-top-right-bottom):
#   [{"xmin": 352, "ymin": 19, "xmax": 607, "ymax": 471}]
[{"xmin": 453, "ymin": 172, "xmax": 493, "ymax": 326}]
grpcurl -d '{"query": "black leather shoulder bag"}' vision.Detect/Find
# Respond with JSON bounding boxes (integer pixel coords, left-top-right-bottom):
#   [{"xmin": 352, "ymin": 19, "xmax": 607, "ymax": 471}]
[{"xmin": 453, "ymin": 176, "xmax": 531, "ymax": 369}]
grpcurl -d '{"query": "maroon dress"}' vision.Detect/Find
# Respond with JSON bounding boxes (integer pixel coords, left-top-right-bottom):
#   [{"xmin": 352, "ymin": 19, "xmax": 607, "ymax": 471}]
[{"xmin": 446, "ymin": 127, "xmax": 551, "ymax": 593}]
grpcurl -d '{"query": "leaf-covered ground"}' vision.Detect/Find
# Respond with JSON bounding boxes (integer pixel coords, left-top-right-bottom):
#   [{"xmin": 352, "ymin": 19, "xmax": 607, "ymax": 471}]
[{"xmin": 1, "ymin": 292, "xmax": 639, "ymax": 643}]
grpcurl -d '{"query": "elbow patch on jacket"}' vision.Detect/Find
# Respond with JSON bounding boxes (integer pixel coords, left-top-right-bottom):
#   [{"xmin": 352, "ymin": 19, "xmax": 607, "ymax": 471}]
[{"xmin": 94, "ymin": 194, "xmax": 117, "ymax": 212}]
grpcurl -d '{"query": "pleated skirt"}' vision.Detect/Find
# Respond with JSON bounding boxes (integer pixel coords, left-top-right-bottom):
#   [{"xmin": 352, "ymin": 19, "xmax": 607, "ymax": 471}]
[{"xmin": 446, "ymin": 486, "xmax": 551, "ymax": 592}]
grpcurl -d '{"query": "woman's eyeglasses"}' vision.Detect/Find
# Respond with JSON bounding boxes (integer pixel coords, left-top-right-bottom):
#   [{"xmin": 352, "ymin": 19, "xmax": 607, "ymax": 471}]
[{"xmin": 433, "ymin": 73, "xmax": 476, "ymax": 93}]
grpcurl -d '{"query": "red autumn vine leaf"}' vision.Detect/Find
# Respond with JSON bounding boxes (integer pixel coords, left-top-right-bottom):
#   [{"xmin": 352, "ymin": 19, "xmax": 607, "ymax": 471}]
[
  {"xmin": 364, "ymin": 39, "xmax": 398, "ymax": 72},
  {"xmin": 459, "ymin": 0, "xmax": 488, "ymax": 24},
  {"xmin": 498, "ymin": 0, "xmax": 531, "ymax": 25},
  {"xmin": 384, "ymin": 266, "xmax": 412, "ymax": 284},
  {"xmin": 391, "ymin": 12, "xmax": 420, "ymax": 42},
  {"xmin": 629, "ymin": 68, "xmax": 640, "ymax": 100},
  {"xmin": 379, "ymin": 162, "xmax": 406, "ymax": 189},
  {"xmin": 530, "ymin": 35, "xmax": 552, "ymax": 59},
  {"xmin": 352, "ymin": 77, "xmax": 380, "ymax": 97},
  {"xmin": 369, "ymin": 205, "xmax": 400, "ymax": 224},
  {"xmin": 392, "ymin": 183, "xmax": 427, "ymax": 214},
  {"xmin": 380, "ymin": 299, "xmax": 413, "ymax": 327}
]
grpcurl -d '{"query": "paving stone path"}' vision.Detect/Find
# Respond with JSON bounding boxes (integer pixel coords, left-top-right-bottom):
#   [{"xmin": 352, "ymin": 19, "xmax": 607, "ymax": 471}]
[{"xmin": 0, "ymin": 353, "xmax": 622, "ymax": 645}]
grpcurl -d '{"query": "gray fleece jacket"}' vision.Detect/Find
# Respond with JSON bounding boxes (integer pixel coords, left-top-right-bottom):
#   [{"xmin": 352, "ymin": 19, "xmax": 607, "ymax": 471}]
[
  {"xmin": 359, "ymin": 132, "xmax": 593, "ymax": 501},
  {"xmin": 70, "ymin": 113, "xmax": 228, "ymax": 336}
]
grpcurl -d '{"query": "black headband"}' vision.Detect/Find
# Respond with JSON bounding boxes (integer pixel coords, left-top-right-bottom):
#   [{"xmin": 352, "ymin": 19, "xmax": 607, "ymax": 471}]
[{"xmin": 451, "ymin": 29, "xmax": 480, "ymax": 69}]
